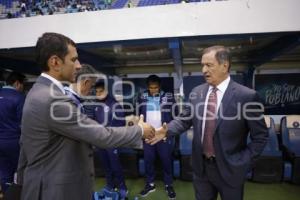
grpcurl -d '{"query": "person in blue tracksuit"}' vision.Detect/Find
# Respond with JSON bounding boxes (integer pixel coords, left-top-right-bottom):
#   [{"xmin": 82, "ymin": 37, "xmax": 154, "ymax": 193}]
[
  {"xmin": 0, "ymin": 72, "xmax": 26, "ymax": 193},
  {"xmin": 93, "ymin": 80, "xmax": 128, "ymax": 200},
  {"xmin": 137, "ymin": 75, "xmax": 177, "ymax": 199}
]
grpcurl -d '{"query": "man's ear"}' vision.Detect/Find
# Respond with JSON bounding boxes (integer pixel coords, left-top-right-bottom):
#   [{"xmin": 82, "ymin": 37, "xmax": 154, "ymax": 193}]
[
  {"xmin": 48, "ymin": 55, "xmax": 61, "ymax": 72},
  {"xmin": 13, "ymin": 80, "xmax": 23, "ymax": 92},
  {"xmin": 223, "ymin": 61, "xmax": 230, "ymax": 72},
  {"xmin": 83, "ymin": 79, "xmax": 90, "ymax": 86},
  {"xmin": 13, "ymin": 80, "xmax": 20, "ymax": 89}
]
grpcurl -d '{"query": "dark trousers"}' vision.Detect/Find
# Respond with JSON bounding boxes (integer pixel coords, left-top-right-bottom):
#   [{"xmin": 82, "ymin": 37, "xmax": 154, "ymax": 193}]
[
  {"xmin": 0, "ymin": 139, "xmax": 20, "ymax": 193},
  {"xmin": 97, "ymin": 148, "xmax": 126, "ymax": 190},
  {"xmin": 193, "ymin": 158, "xmax": 244, "ymax": 200},
  {"xmin": 143, "ymin": 139, "xmax": 173, "ymax": 186}
]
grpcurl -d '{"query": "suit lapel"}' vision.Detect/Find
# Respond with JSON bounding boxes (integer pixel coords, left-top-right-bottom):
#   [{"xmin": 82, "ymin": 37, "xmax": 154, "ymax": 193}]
[
  {"xmin": 216, "ymin": 80, "xmax": 236, "ymax": 129},
  {"xmin": 195, "ymin": 84, "xmax": 209, "ymax": 137},
  {"xmin": 36, "ymin": 75, "xmax": 65, "ymax": 95},
  {"xmin": 36, "ymin": 75, "xmax": 52, "ymax": 86}
]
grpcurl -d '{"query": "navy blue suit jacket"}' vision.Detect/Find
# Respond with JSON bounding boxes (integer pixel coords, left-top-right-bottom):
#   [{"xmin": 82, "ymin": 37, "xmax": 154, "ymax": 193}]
[
  {"xmin": 0, "ymin": 87, "xmax": 25, "ymax": 140},
  {"xmin": 94, "ymin": 95, "xmax": 125, "ymax": 127},
  {"xmin": 168, "ymin": 80, "xmax": 268, "ymax": 187}
]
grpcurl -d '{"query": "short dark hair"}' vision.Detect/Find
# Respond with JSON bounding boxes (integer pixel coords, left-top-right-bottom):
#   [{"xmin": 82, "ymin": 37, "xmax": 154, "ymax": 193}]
[
  {"xmin": 36, "ymin": 32, "xmax": 76, "ymax": 72},
  {"xmin": 6, "ymin": 72, "xmax": 26, "ymax": 85},
  {"xmin": 95, "ymin": 80, "xmax": 105, "ymax": 89},
  {"xmin": 75, "ymin": 63, "xmax": 96, "ymax": 82},
  {"xmin": 146, "ymin": 74, "xmax": 161, "ymax": 86},
  {"xmin": 202, "ymin": 45, "xmax": 231, "ymax": 71}
]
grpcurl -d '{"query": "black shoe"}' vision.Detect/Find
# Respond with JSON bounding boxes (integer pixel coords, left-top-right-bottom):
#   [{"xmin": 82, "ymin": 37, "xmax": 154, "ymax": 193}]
[
  {"xmin": 165, "ymin": 185, "xmax": 176, "ymax": 200},
  {"xmin": 140, "ymin": 183, "xmax": 156, "ymax": 197}
]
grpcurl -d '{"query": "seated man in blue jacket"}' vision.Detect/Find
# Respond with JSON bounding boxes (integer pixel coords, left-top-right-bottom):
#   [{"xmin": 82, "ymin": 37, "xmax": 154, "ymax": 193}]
[
  {"xmin": 93, "ymin": 80, "xmax": 128, "ymax": 200},
  {"xmin": 137, "ymin": 75, "xmax": 176, "ymax": 199},
  {"xmin": 0, "ymin": 72, "xmax": 26, "ymax": 193}
]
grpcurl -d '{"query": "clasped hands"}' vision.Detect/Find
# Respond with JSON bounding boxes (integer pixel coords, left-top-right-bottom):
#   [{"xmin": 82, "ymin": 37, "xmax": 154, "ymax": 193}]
[{"xmin": 138, "ymin": 115, "xmax": 168, "ymax": 145}]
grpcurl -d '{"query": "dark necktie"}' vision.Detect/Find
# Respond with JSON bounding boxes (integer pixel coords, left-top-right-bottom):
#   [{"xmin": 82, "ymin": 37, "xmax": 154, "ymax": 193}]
[{"xmin": 203, "ymin": 87, "xmax": 218, "ymax": 158}]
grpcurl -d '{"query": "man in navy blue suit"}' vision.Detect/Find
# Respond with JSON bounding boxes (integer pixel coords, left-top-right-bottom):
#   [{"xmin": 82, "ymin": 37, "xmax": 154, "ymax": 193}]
[
  {"xmin": 151, "ymin": 46, "xmax": 268, "ymax": 200},
  {"xmin": 0, "ymin": 72, "xmax": 26, "ymax": 193}
]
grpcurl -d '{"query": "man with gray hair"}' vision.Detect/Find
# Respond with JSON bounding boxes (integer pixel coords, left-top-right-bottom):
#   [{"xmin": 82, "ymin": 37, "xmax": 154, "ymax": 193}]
[
  {"xmin": 152, "ymin": 45, "xmax": 268, "ymax": 200},
  {"xmin": 64, "ymin": 63, "xmax": 97, "ymax": 113}
]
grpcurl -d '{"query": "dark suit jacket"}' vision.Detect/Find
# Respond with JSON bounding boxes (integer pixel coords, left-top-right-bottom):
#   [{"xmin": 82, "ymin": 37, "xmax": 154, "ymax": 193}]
[
  {"xmin": 0, "ymin": 87, "xmax": 25, "ymax": 140},
  {"xmin": 17, "ymin": 76, "xmax": 143, "ymax": 200},
  {"xmin": 168, "ymin": 80, "xmax": 268, "ymax": 187}
]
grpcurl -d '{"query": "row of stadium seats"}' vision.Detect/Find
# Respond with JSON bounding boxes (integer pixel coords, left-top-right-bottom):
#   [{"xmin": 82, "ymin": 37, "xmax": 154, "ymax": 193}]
[
  {"xmin": 0, "ymin": 0, "xmax": 222, "ymax": 19},
  {"xmin": 94, "ymin": 115, "xmax": 300, "ymax": 184},
  {"xmin": 0, "ymin": 0, "xmax": 13, "ymax": 8},
  {"xmin": 247, "ymin": 115, "xmax": 300, "ymax": 184},
  {"xmin": 0, "ymin": 0, "xmax": 101, "ymax": 19}
]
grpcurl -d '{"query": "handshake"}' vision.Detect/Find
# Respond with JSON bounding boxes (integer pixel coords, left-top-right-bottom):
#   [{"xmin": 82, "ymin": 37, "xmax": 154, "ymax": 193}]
[{"xmin": 138, "ymin": 115, "xmax": 168, "ymax": 145}]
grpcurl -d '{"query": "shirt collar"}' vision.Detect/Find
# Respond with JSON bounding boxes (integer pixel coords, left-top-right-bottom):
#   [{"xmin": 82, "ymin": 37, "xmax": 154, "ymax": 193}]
[
  {"xmin": 41, "ymin": 73, "xmax": 65, "ymax": 94},
  {"xmin": 2, "ymin": 85, "xmax": 16, "ymax": 90},
  {"xmin": 209, "ymin": 76, "xmax": 230, "ymax": 93},
  {"xmin": 64, "ymin": 85, "xmax": 80, "ymax": 99}
]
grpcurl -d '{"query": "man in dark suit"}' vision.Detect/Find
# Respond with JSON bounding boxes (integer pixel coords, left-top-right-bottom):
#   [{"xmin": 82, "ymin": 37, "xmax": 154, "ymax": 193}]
[
  {"xmin": 151, "ymin": 45, "xmax": 268, "ymax": 200},
  {"xmin": 17, "ymin": 32, "xmax": 155, "ymax": 200},
  {"xmin": 0, "ymin": 72, "xmax": 25, "ymax": 193}
]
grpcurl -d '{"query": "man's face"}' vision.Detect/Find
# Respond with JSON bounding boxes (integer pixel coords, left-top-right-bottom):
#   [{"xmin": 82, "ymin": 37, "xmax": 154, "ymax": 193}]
[
  {"xmin": 201, "ymin": 51, "xmax": 229, "ymax": 86},
  {"xmin": 60, "ymin": 45, "xmax": 81, "ymax": 83},
  {"xmin": 148, "ymin": 82, "xmax": 160, "ymax": 96},
  {"xmin": 95, "ymin": 86, "xmax": 108, "ymax": 100}
]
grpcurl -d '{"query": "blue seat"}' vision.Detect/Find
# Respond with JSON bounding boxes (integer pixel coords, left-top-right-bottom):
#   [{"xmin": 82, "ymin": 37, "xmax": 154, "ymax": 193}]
[
  {"xmin": 179, "ymin": 128, "xmax": 193, "ymax": 181},
  {"xmin": 111, "ymin": 0, "xmax": 128, "ymax": 9},
  {"xmin": 280, "ymin": 115, "xmax": 300, "ymax": 184},
  {"xmin": 251, "ymin": 116, "xmax": 283, "ymax": 183}
]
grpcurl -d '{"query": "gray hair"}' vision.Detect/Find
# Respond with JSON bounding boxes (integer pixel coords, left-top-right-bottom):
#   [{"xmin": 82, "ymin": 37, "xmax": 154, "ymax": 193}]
[
  {"xmin": 202, "ymin": 45, "xmax": 231, "ymax": 71},
  {"xmin": 75, "ymin": 63, "xmax": 97, "ymax": 82}
]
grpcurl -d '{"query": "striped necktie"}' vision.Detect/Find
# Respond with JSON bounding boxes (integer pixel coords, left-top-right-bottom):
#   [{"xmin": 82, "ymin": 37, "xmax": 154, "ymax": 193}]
[{"xmin": 203, "ymin": 87, "xmax": 218, "ymax": 158}]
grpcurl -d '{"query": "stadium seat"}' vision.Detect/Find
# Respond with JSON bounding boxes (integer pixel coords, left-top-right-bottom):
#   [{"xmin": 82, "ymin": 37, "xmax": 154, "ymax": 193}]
[
  {"xmin": 179, "ymin": 128, "xmax": 193, "ymax": 181},
  {"xmin": 251, "ymin": 116, "xmax": 283, "ymax": 183},
  {"xmin": 280, "ymin": 115, "xmax": 300, "ymax": 184},
  {"xmin": 111, "ymin": 0, "xmax": 128, "ymax": 9}
]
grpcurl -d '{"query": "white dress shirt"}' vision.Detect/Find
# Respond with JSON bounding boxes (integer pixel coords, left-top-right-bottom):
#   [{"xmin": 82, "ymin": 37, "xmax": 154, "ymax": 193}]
[{"xmin": 41, "ymin": 73, "xmax": 66, "ymax": 94}]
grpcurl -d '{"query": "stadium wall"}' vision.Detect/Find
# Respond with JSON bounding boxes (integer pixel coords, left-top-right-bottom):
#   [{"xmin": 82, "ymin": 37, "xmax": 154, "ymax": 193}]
[{"xmin": 0, "ymin": 0, "xmax": 300, "ymax": 49}]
